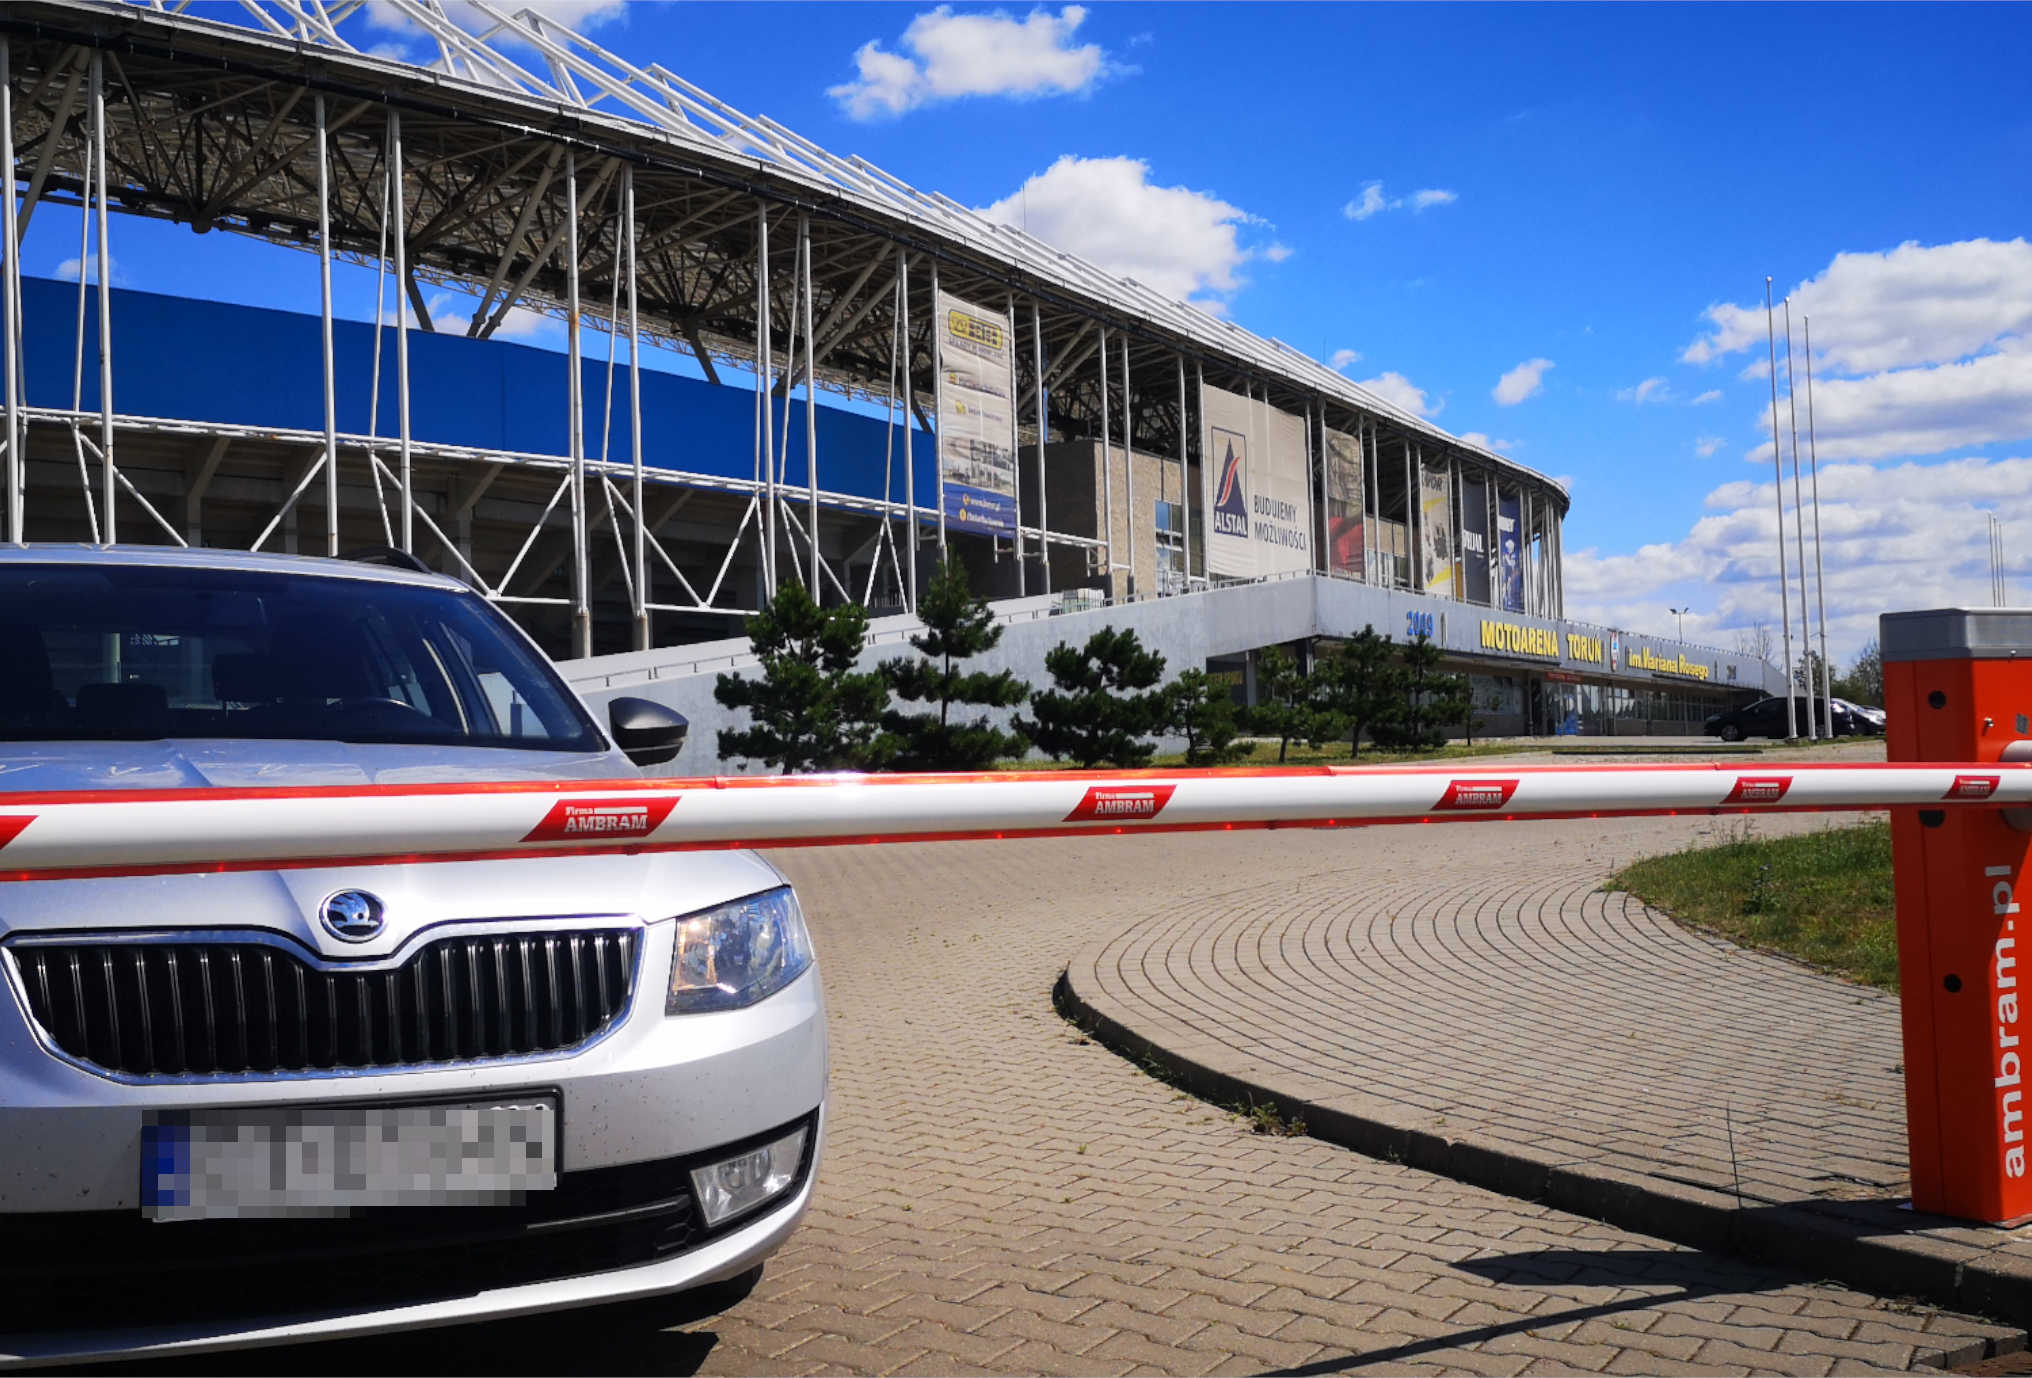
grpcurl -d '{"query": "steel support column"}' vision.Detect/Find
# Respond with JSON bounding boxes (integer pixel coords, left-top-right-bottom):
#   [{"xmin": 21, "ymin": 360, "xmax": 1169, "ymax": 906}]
[
  {"xmin": 800, "ymin": 213, "xmax": 818, "ymax": 591},
  {"xmin": 1, "ymin": 37, "xmax": 19, "ymax": 544},
  {"xmin": 1098, "ymin": 324, "xmax": 1113, "ymax": 593},
  {"xmin": 626, "ymin": 162, "xmax": 647, "ymax": 650},
  {"xmin": 756, "ymin": 200, "xmax": 774, "ymax": 596},
  {"xmin": 1008, "ymin": 295, "xmax": 1023, "ymax": 596},
  {"xmin": 316, "ymin": 95, "xmax": 337, "ymax": 555},
  {"xmin": 90, "ymin": 52, "xmax": 113, "ymax": 542},
  {"xmin": 565, "ymin": 151, "xmax": 589, "ymax": 657},
  {"xmin": 1402, "ymin": 440, "xmax": 1415, "ymax": 592},
  {"xmin": 388, "ymin": 107, "xmax": 412, "ymax": 552},
  {"xmin": 898, "ymin": 246, "xmax": 914, "ymax": 611},
  {"xmin": 1121, "ymin": 331, "xmax": 1134, "ymax": 598},
  {"xmin": 1033, "ymin": 299, "xmax": 1049, "ymax": 595},
  {"xmin": 1176, "ymin": 355, "xmax": 1190, "ymax": 590},
  {"xmin": 930, "ymin": 257, "xmax": 946, "ymax": 557}
]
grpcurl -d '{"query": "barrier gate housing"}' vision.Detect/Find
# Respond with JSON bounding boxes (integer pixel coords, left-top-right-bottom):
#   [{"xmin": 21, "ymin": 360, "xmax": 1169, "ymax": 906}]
[{"xmin": 0, "ymin": 607, "xmax": 2028, "ymax": 1224}]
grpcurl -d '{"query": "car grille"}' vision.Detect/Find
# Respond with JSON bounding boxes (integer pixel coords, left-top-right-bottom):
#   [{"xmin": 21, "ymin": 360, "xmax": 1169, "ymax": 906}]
[{"xmin": 9, "ymin": 929, "xmax": 639, "ymax": 1078}]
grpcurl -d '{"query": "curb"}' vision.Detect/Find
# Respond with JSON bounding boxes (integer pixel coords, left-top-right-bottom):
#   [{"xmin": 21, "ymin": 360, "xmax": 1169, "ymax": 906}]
[{"xmin": 1053, "ymin": 968, "xmax": 2032, "ymax": 1366}]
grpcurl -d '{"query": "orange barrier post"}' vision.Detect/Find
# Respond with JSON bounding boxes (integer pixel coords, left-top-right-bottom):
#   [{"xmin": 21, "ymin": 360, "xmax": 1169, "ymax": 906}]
[{"xmin": 1886, "ymin": 608, "xmax": 2032, "ymax": 1222}]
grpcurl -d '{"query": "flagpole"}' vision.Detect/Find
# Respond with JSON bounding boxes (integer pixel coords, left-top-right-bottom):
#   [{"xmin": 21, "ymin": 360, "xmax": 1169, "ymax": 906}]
[
  {"xmin": 1802, "ymin": 314, "xmax": 1833, "ymax": 714},
  {"xmin": 1764, "ymin": 279, "xmax": 1798, "ymax": 741},
  {"xmin": 1783, "ymin": 298, "xmax": 1815, "ymax": 738}
]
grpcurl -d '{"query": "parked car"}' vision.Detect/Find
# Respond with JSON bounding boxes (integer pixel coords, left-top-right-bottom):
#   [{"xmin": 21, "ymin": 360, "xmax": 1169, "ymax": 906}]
[
  {"xmin": 1703, "ymin": 694, "xmax": 1874, "ymax": 741},
  {"xmin": 1834, "ymin": 697, "xmax": 1887, "ymax": 733},
  {"xmin": 0, "ymin": 546, "xmax": 826, "ymax": 1366}
]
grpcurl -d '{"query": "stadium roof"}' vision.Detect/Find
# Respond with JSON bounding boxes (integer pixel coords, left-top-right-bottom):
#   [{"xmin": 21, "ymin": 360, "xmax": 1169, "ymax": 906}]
[{"xmin": 11, "ymin": 0, "xmax": 1566, "ymax": 503}]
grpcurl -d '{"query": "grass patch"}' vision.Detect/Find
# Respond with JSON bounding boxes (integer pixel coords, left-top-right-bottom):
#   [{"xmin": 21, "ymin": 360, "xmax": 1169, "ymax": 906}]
[{"xmin": 1613, "ymin": 820, "xmax": 1898, "ymax": 990}]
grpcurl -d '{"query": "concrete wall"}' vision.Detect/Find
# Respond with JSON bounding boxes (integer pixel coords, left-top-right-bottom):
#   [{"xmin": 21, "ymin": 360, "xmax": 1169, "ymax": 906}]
[{"xmin": 559, "ymin": 574, "xmax": 1783, "ymax": 773}]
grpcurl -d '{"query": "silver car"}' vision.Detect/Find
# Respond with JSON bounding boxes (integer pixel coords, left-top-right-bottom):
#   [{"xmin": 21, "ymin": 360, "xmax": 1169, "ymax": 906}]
[{"xmin": 0, "ymin": 546, "xmax": 827, "ymax": 1366}]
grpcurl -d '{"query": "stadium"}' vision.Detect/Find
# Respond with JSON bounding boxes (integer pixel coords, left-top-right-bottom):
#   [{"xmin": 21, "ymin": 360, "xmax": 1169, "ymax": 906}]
[{"xmin": 0, "ymin": 0, "xmax": 1780, "ymax": 758}]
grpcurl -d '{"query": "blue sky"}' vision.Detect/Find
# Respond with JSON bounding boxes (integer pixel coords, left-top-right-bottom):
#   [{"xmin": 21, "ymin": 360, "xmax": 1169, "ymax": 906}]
[{"xmin": 49, "ymin": 1, "xmax": 2032, "ymax": 661}]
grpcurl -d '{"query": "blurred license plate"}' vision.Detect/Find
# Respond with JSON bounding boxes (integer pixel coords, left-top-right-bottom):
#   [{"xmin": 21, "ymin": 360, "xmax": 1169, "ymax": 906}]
[{"xmin": 142, "ymin": 1098, "xmax": 557, "ymax": 1221}]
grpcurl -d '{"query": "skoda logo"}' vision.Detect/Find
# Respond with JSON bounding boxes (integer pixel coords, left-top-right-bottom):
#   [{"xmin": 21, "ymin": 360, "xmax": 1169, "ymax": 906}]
[{"xmin": 319, "ymin": 889, "xmax": 386, "ymax": 943}]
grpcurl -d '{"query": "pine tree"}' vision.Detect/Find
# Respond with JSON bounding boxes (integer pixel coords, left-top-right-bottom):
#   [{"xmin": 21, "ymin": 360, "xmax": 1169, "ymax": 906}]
[
  {"xmin": 1166, "ymin": 668, "xmax": 1248, "ymax": 765},
  {"xmin": 1374, "ymin": 630, "xmax": 1451, "ymax": 750},
  {"xmin": 879, "ymin": 558, "xmax": 1030, "ymax": 770},
  {"xmin": 1018, "ymin": 626, "xmax": 1168, "ymax": 767},
  {"xmin": 715, "ymin": 582, "xmax": 893, "ymax": 772},
  {"xmin": 1314, "ymin": 626, "xmax": 1401, "ymax": 758},
  {"xmin": 1244, "ymin": 646, "xmax": 1313, "ymax": 764}
]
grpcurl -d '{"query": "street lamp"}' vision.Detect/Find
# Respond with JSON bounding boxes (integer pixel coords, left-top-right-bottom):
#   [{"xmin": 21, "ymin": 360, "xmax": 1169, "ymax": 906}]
[{"xmin": 1669, "ymin": 607, "xmax": 1688, "ymax": 640}]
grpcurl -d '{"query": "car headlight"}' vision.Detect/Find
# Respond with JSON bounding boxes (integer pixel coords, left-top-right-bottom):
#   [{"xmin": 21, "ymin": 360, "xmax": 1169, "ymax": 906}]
[{"xmin": 667, "ymin": 887, "xmax": 814, "ymax": 1015}]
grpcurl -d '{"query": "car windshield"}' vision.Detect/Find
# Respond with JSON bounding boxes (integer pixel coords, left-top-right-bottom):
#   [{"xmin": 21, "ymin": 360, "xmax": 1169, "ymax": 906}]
[{"xmin": 0, "ymin": 563, "xmax": 604, "ymax": 751}]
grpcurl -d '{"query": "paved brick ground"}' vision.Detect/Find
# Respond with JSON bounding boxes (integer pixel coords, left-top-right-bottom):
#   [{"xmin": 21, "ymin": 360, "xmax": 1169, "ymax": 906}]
[
  {"xmin": 195, "ymin": 752, "xmax": 2025, "ymax": 1375},
  {"xmin": 1061, "ymin": 745, "xmax": 2032, "ymax": 1331}
]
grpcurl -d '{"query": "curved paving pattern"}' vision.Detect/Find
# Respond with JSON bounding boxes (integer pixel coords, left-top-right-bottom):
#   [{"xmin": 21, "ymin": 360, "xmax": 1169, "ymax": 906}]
[
  {"xmin": 1076, "ymin": 828, "xmax": 1908, "ymax": 1210},
  {"xmin": 202, "ymin": 778, "xmax": 2022, "ymax": 1376}
]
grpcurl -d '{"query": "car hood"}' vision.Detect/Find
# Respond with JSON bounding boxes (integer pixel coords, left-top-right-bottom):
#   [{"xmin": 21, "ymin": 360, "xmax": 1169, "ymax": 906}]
[
  {"xmin": 0, "ymin": 738, "xmax": 641, "ymax": 792},
  {"xmin": 0, "ymin": 740, "xmax": 786, "ymax": 954}
]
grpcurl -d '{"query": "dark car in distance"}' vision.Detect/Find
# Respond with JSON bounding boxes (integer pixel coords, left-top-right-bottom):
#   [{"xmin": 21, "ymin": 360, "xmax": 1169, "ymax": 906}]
[{"xmin": 1704, "ymin": 695, "xmax": 1880, "ymax": 742}]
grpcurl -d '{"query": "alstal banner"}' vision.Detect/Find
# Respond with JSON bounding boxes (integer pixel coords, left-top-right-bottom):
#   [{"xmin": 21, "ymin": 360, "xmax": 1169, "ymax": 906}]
[
  {"xmin": 933, "ymin": 289, "xmax": 1018, "ymax": 535},
  {"xmin": 1324, "ymin": 425, "xmax": 1364, "ymax": 579},
  {"xmin": 1497, "ymin": 489, "xmax": 1525, "ymax": 613},
  {"xmin": 1418, "ymin": 461, "xmax": 1456, "ymax": 598},
  {"xmin": 1202, "ymin": 383, "xmax": 1310, "ymax": 579},
  {"xmin": 1460, "ymin": 474, "xmax": 1492, "ymax": 605}
]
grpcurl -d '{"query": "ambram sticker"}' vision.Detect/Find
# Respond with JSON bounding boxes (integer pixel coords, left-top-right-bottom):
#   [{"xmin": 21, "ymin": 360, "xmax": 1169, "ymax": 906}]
[
  {"xmin": 1724, "ymin": 775, "xmax": 1793, "ymax": 805},
  {"xmin": 1946, "ymin": 774, "xmax": 2001, "ymax": 801},
  {"xmin": 1064, "ymin": 784, "xmax": 1177, "ymax": 824},
  {"xmin": 1434, "ymin": 779, "xmax": 1520, "ymax": 811},
  {"xmin": 0, "ymin": 815, "xmax": 33, "ymax": 851},
  {"xmin": 523, "ymin": 796, "xmax": 678, "ymax": 843}
]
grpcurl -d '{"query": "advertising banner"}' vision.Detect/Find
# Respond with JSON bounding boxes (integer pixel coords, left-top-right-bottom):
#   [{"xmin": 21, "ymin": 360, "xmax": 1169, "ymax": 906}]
[
  {"xmin": 1201, "ymin": 383, "xmax": 1310, "ymax": 578},
  {"xmin": 1324, "ymin": 425, "xmax": 1364, "ymax": 579},
  {"xmin": 1497, "ymin": 489, "xmax": 1524, "ymax": 613},
  {"xmin": 1460, "ymin": 474, "xmax": 1491, "ymax": 605},
  {"xmin": 933, "ymin": 289, "xmax": 1018, "ymax": 535},
  {"xmin": 1418, "ymin": 461, "xmax": 1456, "ymax": 599}
]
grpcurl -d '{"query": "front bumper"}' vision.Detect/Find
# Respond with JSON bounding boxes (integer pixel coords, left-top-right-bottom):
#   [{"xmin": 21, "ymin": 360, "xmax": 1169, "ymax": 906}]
[
  {"xmin": 1, "ymin": 1111, "xmax": 823, "ymax": 1367},
  {"xmin": 0, "ymin": 919, "xmax": 828, "ymax": 1364}
]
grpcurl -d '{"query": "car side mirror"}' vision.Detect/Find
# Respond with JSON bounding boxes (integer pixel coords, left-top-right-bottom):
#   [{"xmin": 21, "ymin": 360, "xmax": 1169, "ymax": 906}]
[{"xmin": 608, "ymin": 697, "xmax": 688, "ymax": 769}]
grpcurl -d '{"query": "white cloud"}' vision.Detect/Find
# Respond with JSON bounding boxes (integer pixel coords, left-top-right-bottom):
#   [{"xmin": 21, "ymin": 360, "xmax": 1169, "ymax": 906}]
[
  {"xmin": 1356, "ymin": 371, "xmax": 1439, "ymax": 419},
  {"xmin": 1342, "ymin": 183, "xmax": 1387, "ymax": 222},
  {"xmin": 1328, "ymin": 348, "xmax": 1363, "ymax": 371},
  {"xmin": 494, "ymin": 304, "xmax": 560, "ymax": 340},
  {"xmin": 53, "ymin": 254, "xmax": 117, "ymax": 285},
  {"xmin": 1682, "ymin": 239, "xmax": 2032, "ymax": 373},
  {"xmin": 1694, "ymin": 435, "xmax": 1724, "ymax": 458},
  {"xmin": 1617, "ymin": 376, "xmax": 1670, "ymax": 405},
  {"xmin": 1342, "ymin": 180, "xmax": 1458, "ymax": 221},
  {"xmin": 1457, "ymin": 431, "xmax": 1519, "ymax": 453},
  {"xmin": 1743, "ymin": 340, "xmax": 2032, "ymax": 465},
  {"xmin": 829, "ymin": 5, "xmax": 1110, "ymax": 120},
  {"xmin": 1263, "ymin": 242, "xmax": 1294, "ymax": 263},
  {"xmin": 1493, "ymin": 357, "xmax": 1553, "ymax": 406},
  {"xmin": 1564, "ymin": 453, "xmax": 2032, "ymax": 664},
  {"xmin": 1691, "ymin": 389, "xmax": 1722, "ymax": 406},
  {"xmin": 980, "ymin": 155, "xmax": 1269, "ymax": 307}
]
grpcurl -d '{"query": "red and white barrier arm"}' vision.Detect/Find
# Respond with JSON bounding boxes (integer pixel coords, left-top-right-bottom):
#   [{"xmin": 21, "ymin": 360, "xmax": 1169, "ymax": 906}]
[{"xmin": 0, "ymin": 761, "xmax": 2025, "ymax": 883}]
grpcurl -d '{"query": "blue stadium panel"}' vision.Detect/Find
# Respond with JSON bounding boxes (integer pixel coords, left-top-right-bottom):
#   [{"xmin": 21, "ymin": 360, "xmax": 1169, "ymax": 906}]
[{"xmin": 11, "ymin": 277, "xmax": 938, "ymax": 507}]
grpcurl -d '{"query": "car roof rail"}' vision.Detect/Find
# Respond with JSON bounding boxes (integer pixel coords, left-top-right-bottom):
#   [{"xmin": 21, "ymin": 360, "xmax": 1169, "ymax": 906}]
[{"xmin": 340, "ymin": 545, "xmax": 436, "ymax": 576}]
